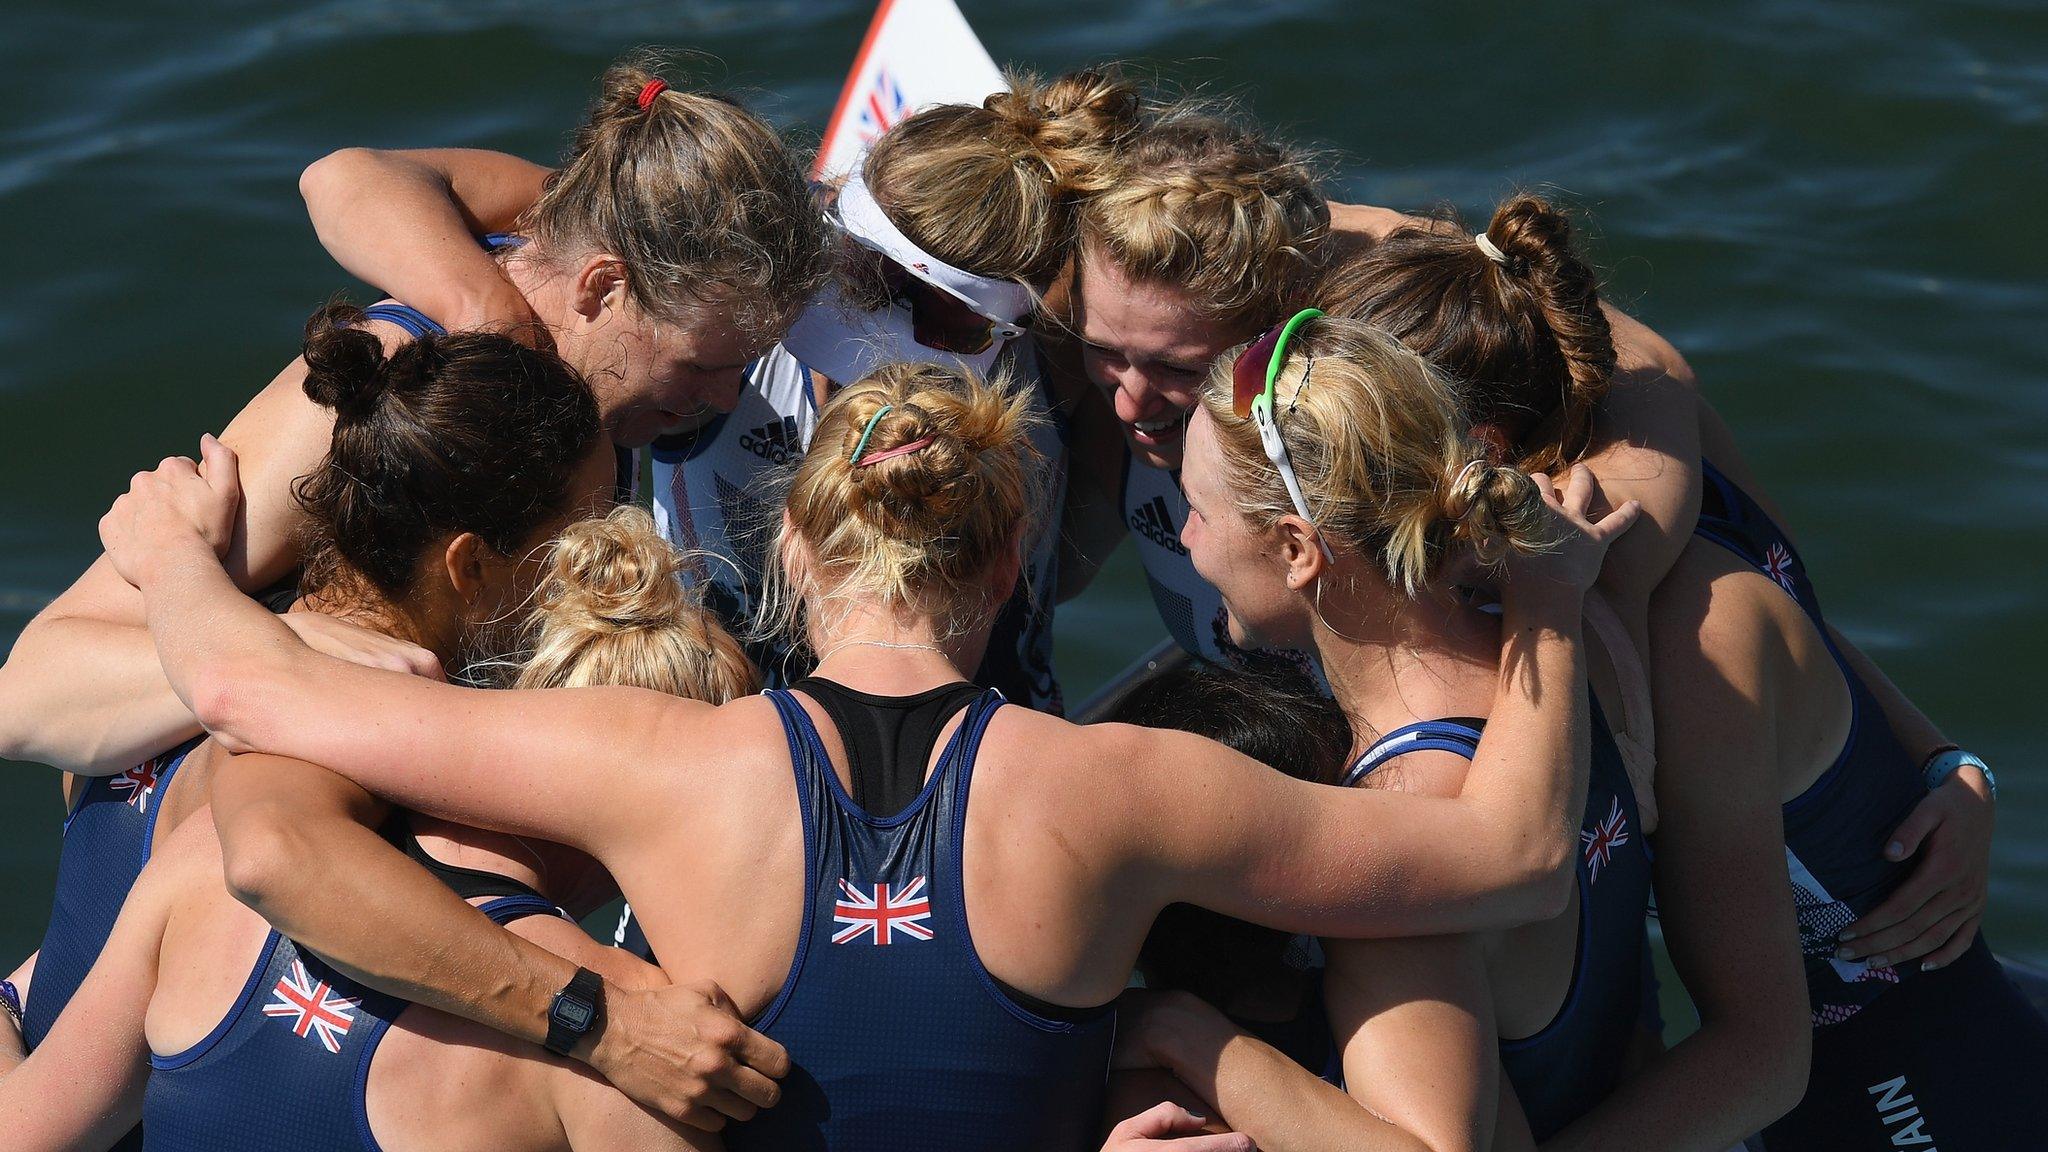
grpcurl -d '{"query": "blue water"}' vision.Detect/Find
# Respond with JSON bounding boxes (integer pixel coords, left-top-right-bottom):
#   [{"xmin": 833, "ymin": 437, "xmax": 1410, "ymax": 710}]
[{"xmin": 2, "ymin": 0, "xmax": 2045, "ymax": 970}]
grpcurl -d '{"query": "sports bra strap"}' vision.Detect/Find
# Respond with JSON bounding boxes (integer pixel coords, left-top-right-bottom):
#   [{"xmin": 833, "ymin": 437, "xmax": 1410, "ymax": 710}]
[
  {"xmin": 359, "ymin": 302, "xmax": 446, "ymax": 339},
  {"xmin": 1343, "ymin": 719, "xmax": 1483, "ymax": 788},
  {"xmin": 1580, "ymin": 593, "xmax": 1658, "ymax": 831},
  {"xmin": 475, "ymin": 893, "xmax": 566, "ymax": 925}
]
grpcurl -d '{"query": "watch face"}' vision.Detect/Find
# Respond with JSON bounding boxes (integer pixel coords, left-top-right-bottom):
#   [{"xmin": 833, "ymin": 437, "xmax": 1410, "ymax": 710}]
[{"xmin": 553, "ymin": 998, "xmax": 595, "ymax": 1031}]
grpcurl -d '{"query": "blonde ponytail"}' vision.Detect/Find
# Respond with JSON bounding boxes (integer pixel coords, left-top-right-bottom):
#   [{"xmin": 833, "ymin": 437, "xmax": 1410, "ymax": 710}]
[{"xmin": 1197, "ymin": 316, "xmax": 1553, "ymax": 595}]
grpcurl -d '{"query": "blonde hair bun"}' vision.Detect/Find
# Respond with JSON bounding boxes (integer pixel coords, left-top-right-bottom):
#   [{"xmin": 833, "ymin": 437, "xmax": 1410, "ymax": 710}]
[{"xmin": 516, "ymin": 506, "xmax": 759, "ymax": 703}]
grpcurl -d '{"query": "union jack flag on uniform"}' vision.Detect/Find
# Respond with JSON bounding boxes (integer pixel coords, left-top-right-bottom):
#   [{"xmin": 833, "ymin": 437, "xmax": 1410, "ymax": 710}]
[
  {"xmin": 855, "ymin": 68, "xmax": 909, "ymax": 143},
  {"xmin": 108, "ymin": 756, "xmax": 162, "ymax": 813},
  {"xmin": 263, "ymin": 958, "xmax": 363, "ymax": 1054},
  {"xmin": 833, "ymin": 876, "xmax": 934, "ymax": 945},
  {"xmin": 1764, "ymin": 542, "xmax": 1799, "ymax": 595},
  {"xmin": 1580, "ymin": 796, "xmax": 1631, "ymax": 884}
]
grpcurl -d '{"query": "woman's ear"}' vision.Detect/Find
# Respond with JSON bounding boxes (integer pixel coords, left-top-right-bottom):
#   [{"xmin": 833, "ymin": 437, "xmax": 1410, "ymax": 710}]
[
  {"xmin": 569, "ymin": 255, "xmax": 630, "ymax": 325},
  {"xmin": 1274, "ymin": 515, "xmax": 1329, "ymax": 592},
  {"xmin": 442, "ymin": 532, "xmax": 490, "ymax": 606}
]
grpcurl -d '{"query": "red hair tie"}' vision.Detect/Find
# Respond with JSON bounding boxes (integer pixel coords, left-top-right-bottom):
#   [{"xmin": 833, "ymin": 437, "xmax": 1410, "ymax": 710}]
[
  {"xmin": 636, "ymin": 79, "xmax": 668, "ymax": 110},
  {"xmin": 855, "ymin": 437, "xmax": 935, "ymax": 468}
]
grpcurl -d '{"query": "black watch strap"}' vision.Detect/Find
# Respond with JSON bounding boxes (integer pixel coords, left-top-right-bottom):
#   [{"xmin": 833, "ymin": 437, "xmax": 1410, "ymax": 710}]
[{"xmin": 544, "ymin": 967, "xmax": 604, "ymax": 1057}]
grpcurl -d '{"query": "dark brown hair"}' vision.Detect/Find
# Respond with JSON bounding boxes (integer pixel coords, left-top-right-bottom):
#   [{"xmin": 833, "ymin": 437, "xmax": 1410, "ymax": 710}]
[
  {"xmin": 293, "ymin": 303, "xmax": 602, "ymax": 600},
  {"xmin": 1316, "ymin": 194, "xmax": 1616, "ymax": 476},
  {"xmin": 1113, "ymin": 663, "xmax": 1350, "ymax": 1008},
  {"xmin": 519, "ymin": 52, "xmax": 831, "ymax": 344}
]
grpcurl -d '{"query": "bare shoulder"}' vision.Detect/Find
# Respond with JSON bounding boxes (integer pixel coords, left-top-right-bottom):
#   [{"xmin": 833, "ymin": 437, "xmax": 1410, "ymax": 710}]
[
  {"xmin": 1649, "ymin": 538, "xmax": 1813, "ymax": 687},
  {"xmin": 505, "ymin": 913, "xmax": 666, "ymax": 992}
]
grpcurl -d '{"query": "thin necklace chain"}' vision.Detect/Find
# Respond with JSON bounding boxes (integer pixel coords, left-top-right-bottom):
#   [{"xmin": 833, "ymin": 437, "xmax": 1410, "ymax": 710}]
[{"xmin": 816, "ymin": 638, "xmax": 949, "ymax": 664}]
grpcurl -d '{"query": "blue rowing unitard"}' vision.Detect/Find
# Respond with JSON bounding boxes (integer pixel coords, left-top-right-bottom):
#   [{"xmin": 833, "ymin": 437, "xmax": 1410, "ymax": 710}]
[
  {"xmin": 1693, "ymin": 460, "xmax": 1933, "ymax": 1024},
  {"xmin": 724, "ymin": 689, "xmax": 1115, "ymax": 1151},
  {"xmin": 24, "ymin": 736, "xmax": 203, "ymax": 1053},
  {"xmin": 1693, "ymin": 462, "xmax": 2048, "ymax": 1149},
  {"xmin": 1347, "ymin": 703, "xmax": 1651, "ymax": 1140},
  {"xmin": 140, "ymin": 893, "xmax": 562, "ymax": 1152}
]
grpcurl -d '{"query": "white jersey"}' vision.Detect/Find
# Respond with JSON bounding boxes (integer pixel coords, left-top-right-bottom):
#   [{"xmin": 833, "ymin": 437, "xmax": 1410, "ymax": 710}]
[
  {"xmin": 651, "ymin": 340, "xmax": 1067, "ymax": 712},
  {"xmin": 1122, "ymin": 454, "xmax": 1321, "ymax": 681}
]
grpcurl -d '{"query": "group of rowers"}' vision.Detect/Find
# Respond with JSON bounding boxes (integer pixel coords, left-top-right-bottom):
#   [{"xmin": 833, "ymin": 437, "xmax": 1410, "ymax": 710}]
[{"xmin": 0, "ymin": 51, "xmax": 2042, "ymax": 1152}]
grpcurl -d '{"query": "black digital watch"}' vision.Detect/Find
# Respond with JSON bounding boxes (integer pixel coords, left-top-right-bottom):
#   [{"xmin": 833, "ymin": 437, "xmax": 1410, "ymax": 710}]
[{"xmin": 544, "ymin": 967, "xmax": 604, "ymax": 1057}]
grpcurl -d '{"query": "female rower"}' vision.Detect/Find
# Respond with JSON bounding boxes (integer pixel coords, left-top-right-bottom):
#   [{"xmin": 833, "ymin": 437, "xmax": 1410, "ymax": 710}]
[
  {"xmin": 1053, "ymin": 101, "xmax": 1700, "ymax": 679},
  {"xmin": 1321, "ymin": 196, "xmax": 2032, "ymax": 1149},
  {"xmin": 292, "ymin": 68, "xmax": 1149, "ymax": 709},
  {"xmin": 104, "ymin": 359, "xmax": 1630, "ymax": 1148},
  {"xmin": 1106, "ymin": 313, "xmax": 1652, "ymax": 1150},
  {"xmin": 0, "ymin": 322, "xmax": 785, "ymax": 1150},
  {"xmin": 0, "ymin": 54, "xmax": 829, "ymax": 776}
]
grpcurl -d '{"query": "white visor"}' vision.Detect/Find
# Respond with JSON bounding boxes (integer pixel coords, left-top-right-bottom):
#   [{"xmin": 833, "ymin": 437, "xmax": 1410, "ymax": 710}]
[
  {"xmin": 781, "ymin": 284, "xmax": 1006, "ymax": 385},
  {"xmin": 833, "ymin": 166, "xmax": 1036, "ymax": 326}
]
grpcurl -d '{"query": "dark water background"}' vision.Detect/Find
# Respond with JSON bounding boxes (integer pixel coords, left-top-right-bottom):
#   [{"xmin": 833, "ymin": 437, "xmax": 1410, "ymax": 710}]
[{"xmin": 3, "ymin": 0, "xmax": 2045, "ymax": 981}]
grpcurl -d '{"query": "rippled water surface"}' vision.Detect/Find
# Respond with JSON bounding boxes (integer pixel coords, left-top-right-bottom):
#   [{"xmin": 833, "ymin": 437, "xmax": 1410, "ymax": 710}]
[{"xmin": 3, "ymin": 0, "xmax": 2045, "ymax": 964}]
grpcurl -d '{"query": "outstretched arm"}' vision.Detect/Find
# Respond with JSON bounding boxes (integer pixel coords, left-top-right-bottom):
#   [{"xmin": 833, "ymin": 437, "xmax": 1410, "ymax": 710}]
[
  {"xmin": 209, "ymin": 750, "xmax": 782, "ymax": 1130},
  {"xmin": 299, "ymin": 147, "xmax": 550, "ymax": 331},
  {"xmin": 1123, "ymin": 468, "xmax": 1635, "ymax": 936}
]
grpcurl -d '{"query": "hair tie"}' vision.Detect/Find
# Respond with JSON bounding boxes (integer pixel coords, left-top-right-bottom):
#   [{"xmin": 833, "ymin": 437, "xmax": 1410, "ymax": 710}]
[
  {"xmin": 1474, "ymin": 231, "xmax": 1511, "ymax": 268},
  {"xmin": 856, "ymin": 436, "xmax": 935, "ymax": 468},
  {"xmin": 636, "ymin": 79, "xmax": 668, "ymax": 111},
  {"xmin": 849, "ymin": 404, "xmax": 893, "ymax": 463},
  {"xmin": 1449, "ymin": 458, "xmax": 1490, "ymax": 506}
]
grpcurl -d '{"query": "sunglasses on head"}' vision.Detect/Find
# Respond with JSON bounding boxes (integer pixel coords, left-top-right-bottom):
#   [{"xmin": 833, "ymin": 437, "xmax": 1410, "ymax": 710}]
[
  {"xmin": 893, "ymin": 279, "xmax": 1029, "ymax": 357},
  {"xmin": 1230, "ymin": 308, "xmax": 1334, "ymax": 560}
]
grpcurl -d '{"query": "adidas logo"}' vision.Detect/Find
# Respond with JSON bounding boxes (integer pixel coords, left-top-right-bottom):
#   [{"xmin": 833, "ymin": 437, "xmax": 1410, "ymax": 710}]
[
  {"xmin": 739, "ymin": 416, "xmax": 804, "ymax": 465},
  {"xmin": 1128, "ymin": 495, "xmax": 1188, "ymax": 556}
]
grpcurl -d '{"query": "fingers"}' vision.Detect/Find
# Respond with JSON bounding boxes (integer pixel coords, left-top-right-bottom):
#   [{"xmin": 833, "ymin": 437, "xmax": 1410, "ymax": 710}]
[
  {"xmin": 1882, "ymin": 791, "xmax": 1946, "ymax": 862},
  {"xmin": 198, "ymin": 433, "xmax": 242, "ymax": 500},
  {"xmin": 1111, "ymin": 1101, "xmax": 1210, "ymax": 1140},
  {"xmin": 1841, "ymin": 885, "xmax": 1969, "ymax": 965},
  {"xmin": 718, "ymin": 1062, "xmax": 782, "ymax": 1111},
  {"xmin": 1920, "ymin": 914, "xmax": 1982, "ymax": 971},
  {"xmin": 1562, "ymin": 463, "xmax": 1597, "ymax": 518},
  {"xmin": 1586, "ymin": 498, "xmax": 1643, "ymax": 543},
  {"xmin": 692, "ymin": 1085, "xmax": 762, "ymax": 1125},
  {"xmin": 1840, "ymin": 872, "xmax": 1937, "ymax": 957},
  {"xmin": 730, "ymin": 1021, "xmax": 791, "ymax": 1081},
  {"xmin": 1882, "ymin": 906, "xmax": 1976, "ymax": 969},
  {"xmin": 1167, "ymin": 1136, "xmax": 1258, "ymax": 1152}
]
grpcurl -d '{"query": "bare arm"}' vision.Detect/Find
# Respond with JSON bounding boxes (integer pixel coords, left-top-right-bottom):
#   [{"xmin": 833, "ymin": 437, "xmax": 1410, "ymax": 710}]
[
  {"xmin": 210, "ymin": 747, "xmax": 784, "ymax": 1130},
  {"xmin": 1121, "ymin": 580, "xmax": 1587, "ymax": 936},
  {"xmin": 300, "ymin": 147, "xmax": 550, "ymax": 331},
  {"xmin": 0, "ymin": 345, "xmax": 432, "ymax": 773},
  {"xmin": 0, "ymin": 813, "xmax": 206, "ymax": 1152},
  {"xmin": 1545, "ymin": 547, "xmax": 1810, "ymax": 1152}
]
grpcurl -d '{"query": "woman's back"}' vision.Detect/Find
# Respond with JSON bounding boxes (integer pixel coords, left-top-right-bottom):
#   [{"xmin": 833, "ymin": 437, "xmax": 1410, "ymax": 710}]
[
  {"xmin": 722, "ymin": 684, "xmax": 1113, "ymax": 1149},
  {"xmin": 138, "ymin": 807, "xmax": 685, "ymax": 1152}
]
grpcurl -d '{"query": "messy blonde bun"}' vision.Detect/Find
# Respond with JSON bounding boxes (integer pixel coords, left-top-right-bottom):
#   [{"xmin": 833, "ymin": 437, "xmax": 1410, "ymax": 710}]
[
  {"xmin": 761, "ymin": 361, "xmax": 1047, "ymax": 648},
  {"xmin": 516, "ymin": 506, "xmax": 759, "ymax": 703},
  {"xmin": 1198, "ymin": 316, "xmax": 1552, "ymax": 595},
  {"xmin": 861, "ymin": 66, "xmax": 1150, "ymax": 288}
]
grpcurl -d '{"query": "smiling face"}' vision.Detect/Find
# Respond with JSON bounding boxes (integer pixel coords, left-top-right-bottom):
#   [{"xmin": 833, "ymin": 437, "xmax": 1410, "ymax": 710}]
[
  {"xmin": 1073, "ymin": 243, "xmax": 1261, "ymax": 471},
  {"xmin": 1179, "ymin": 407, "xmax": 1313, "ymax": 650}
]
